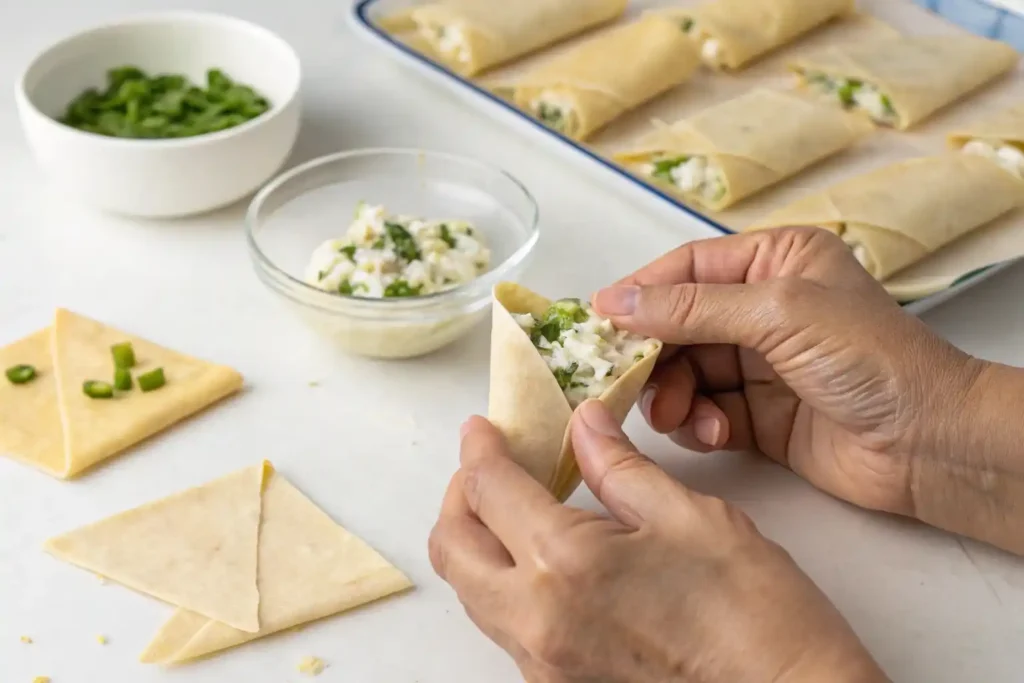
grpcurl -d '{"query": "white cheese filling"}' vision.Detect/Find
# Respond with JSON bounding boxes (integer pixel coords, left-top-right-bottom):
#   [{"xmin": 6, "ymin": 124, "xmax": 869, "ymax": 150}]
[
  {"xmin": 962, "ymin": 139, "xmax": 1024, "ymax": 178},
  {"xmin": 701, "ymin": 38, "xmax": 722, "ymax": 66},
  {"xmin": 305, "ymin": 203, "xmax": 491, "ymax": 299},
  {"xmin": 531, "ymin": 90, "xmax": 577, "ymax": 134},
  {"xmin": 430, "ymin": 23, "xmax": 471, "ymax": 64},
  {"xmin": 803, "ymin": 72, "xmax": 898, "ymax": 126},
  {"xmin": 516, "ymin": 300, "xmax": 659, "ymax": 408},
  {"xmin": 643, "ymin": 155, "xmax": 727, "ymax": 203}
]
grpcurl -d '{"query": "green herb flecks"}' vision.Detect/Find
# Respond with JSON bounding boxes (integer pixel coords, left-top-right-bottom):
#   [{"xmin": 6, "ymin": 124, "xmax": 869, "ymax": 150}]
[
  {"xmin": 385, "ymin": 222, "xmax": 422, "ymax": 262},
  {"xmin": 553, "ymin": 362, "xmax": 580, "ymax": 391},
  {"xmin": 339, "ymin": 244, "xmax": 357, "ymax": 261},
  {"xmin": 111, "ymin": 341, "xmax": 136, "ymax": 369},
  {"xmin": 836, "ymin": 79, "xmax": 863, "ymax": 107},
  {"xmin": 681, "ymin": 17, "xmax": 695, "ymax": 32},
  {"xmin": 83, "ymin": 380, "xmax": 115, "ymax": 399},
  {"xmin": 5, "ymin": 364, "xmax": 37, "ymax": 385},
  {"xmin": 59, "ymin": 66, "xmax": 271, "ymax": 140},
  {"xmin": 651, "ymin": 157, "xmax": 690, "ymax": 183},
  {"xmin": 530, "ymin": 299, "xmax": 590, "ymax": 347},
  {"xmin": 880, "ymin": 93, "xmax": 895, "ymax": 115},
  {"xmin": 384, "ymin": 280, "xmax": 424, "ymax": 298},
  {"xmin": 537, "ymin": 103, "xmax": 565, "ymax": 132},
  {"xmin": 439, "ymin": 224, "xmax": 458, "ymax": 248},
  {"xmin": 114, "ymin": 367, "xmax": 133, "ymax": 391},
  {"xmin": 137, "ymin": 368, "xmax": 166, "ymax": 393}
]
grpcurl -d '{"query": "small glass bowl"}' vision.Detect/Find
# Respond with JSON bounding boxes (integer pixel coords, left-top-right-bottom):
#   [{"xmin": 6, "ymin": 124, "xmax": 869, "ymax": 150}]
[{"xmin": 245, "ymin": 148, "xmax": 540, "ymax": 359}]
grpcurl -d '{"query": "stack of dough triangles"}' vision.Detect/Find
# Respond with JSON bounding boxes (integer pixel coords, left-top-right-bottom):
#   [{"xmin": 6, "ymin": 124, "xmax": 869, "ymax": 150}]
[
  {"xmin": 0, "ymin": 309, "xmax": 243, "ymax": 478},
  {"xmin": 45, "ymin": 462, "xmax": 413, "ymax": 664}
]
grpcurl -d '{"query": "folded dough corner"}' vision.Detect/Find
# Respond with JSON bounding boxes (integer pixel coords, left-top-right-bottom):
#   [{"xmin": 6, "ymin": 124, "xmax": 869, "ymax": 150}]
[
  {"xmin": 0, "ymin": 308, "xmax": 243, "ymax": 478},
  {"xmin": 488, "ymin": 283, "xmax": 660, "ymax": 502},
  {"xmin": 44, "ymin": 461, "xmax": 413, "ymax": 664}
]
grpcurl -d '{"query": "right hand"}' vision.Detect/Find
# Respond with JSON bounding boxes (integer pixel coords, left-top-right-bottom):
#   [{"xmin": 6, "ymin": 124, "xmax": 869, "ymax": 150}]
[{"xmin": 591, "ymin": 227, "xmax": 983, "ymax": 517}]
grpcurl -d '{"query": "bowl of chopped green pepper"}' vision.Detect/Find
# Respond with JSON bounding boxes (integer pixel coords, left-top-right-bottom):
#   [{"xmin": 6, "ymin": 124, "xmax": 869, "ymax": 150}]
[{"xmin": 16, "ymin": 12, "xmax": 301, "ymax": 218}]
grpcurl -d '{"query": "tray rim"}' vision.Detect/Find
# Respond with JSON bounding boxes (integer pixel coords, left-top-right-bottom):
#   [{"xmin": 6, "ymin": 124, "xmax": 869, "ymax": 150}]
[{"xmin": 348, "ymin": 0, "xmax": 1016, "ymax": 311}]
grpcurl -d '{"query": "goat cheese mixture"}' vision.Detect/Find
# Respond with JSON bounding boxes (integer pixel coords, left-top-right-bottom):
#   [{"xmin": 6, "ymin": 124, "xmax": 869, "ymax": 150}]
[
  {"xmin": 305, "ymin": 203, "xmax": 491, "ymax": 298},
  {"xmin": 961, "ymin": 139, "xmax": 1024, "ymax": 178},
  {"xmin": 426, "ymin": 23, "xmax": 472, "ymax": 65},
  {"xmin": 801, "ymin": 72, "xmax": 898, "ymax": 126},
  {"xmin": 516, "ymin": 298, "xmax": 659, "ymax": 407},
  {"xmin": 643, "ymin": 155, "xmax": 727, "ymax": 203},
  {"xmin": 679, "ymin": 17, "xmax": 724, "ymax": 67},
  {"xmin": 530, "ymin": 91, "xmax": 579, "ymax": 136}
]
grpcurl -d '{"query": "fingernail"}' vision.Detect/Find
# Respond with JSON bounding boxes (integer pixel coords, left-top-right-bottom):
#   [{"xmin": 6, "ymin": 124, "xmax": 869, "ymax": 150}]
[
  {"xmin": 594, "ymin": 286, "xmax": 639, "ymax": 316},
  {"xmin": 695, "ymin": 418, "xmax": 721, "ymax": 447},
  {"xmin": 579, "ymin": 400, "xmax": 626, "ymax": 438},
  {"xmin": 459, "ymin": 419, "xmax": 473, "ymax": 440},
  {"xmin": 639, "ymin": 385, "xmax": 657, "ymax": 421}
]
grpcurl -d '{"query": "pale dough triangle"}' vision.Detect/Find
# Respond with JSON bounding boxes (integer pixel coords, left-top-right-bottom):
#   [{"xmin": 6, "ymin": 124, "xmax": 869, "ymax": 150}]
[
  {"xmin": 45, "ymin": 462, "xmax": 267, "ymax": 632},
  {"xmin": 51, "ymin": 309, "xmax": 243, "ymax": 477},
  {"xmin": 0, "ymin": 329, "xmax": 66, "ymax": 476},
  {"xmin": 140, "ymin": 468, "xmax": 413, "ymax": 664}
]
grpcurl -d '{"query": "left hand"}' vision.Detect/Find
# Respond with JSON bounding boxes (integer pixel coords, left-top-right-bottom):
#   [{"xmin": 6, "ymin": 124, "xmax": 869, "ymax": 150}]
[{"xmin": 429, "ymin": 401, "xmax": 889, "ymax": 683}]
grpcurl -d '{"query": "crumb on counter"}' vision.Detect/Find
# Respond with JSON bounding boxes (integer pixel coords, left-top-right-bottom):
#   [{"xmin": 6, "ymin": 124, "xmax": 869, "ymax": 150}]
[
  {"xmin": 96, "ymin": 635, "xmax": 108, "ymax": 645},
  {"xmin": 20, "ymin": 635, "xmax": 33, "ymax": 644},
  {"xmin": 297, "ymin": 655, "xmax": 326, "ymax": 675},
  {"xmin": 33, "ymin": 677, "xmax": 51, "ymax": 683},
  {"xmin": 95, "ymin": 574, "xmax": 107, "ymax": 584}
]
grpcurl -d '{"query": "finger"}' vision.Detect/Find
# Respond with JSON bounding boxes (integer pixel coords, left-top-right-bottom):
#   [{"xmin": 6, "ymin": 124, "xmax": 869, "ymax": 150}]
[
  {"xmin": 593, "ymin": 281, "xmax": 793, "ymax": 350},
  {"xmin": 669, "ymin": 393, "xmax": 754, "ymax": 453},
  {"xmin": 640, "ymin": 356, "xmax": 698, "ymax": 434},
  {"xmin": 430, "ymin": 472, "xmax": 515, "ymax": 588},
  {"xmin": 459, "ymin": 416, "xmax": 569, "ymax": 559},
  {"xmin": 572, "ymin": 400, "xmax": 700, "ymax": 529},
  {"xmin": 613, "ymin": 232, "xmax": 766, "ymax": 287}
]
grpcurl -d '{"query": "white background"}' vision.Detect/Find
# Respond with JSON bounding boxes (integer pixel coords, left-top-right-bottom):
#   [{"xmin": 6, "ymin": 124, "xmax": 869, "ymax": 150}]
[{"xmin": 1, "ymin": 1, "xmax": 1023, "ymax": 681}]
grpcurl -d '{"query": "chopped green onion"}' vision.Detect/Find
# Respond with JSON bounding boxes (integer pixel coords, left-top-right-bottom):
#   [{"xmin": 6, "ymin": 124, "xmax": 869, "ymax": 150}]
[
  {"xmin": 83, "ymin": 380, "xmax": 115, "ymax": 399},
  {"xmin": 651, "ymin": 157, "xmax": 689, "ymax": 183},
  {"xmin": 553, "ymin": 363, "xmax": 579, "ymax": 391},
  {"xmin": 371, "ymin": 236, "xmax": 387, "ymax": 250},
  {"xmin": 837, "ymin": 80, "xmax": 862, "ymax": 107},
  {"xmin": 384, "ymin": 280, "xmax": 424, "ymax": 298},
  {"xmin": 385, "ymin": 221, "xmax": 422, "ymax": 262},
  {"xmin": 114, "ymin": 367, "xmax": 133, "ymax": 391},
  {"xmin": 137, "ymin": 368, "xmax": 166, "ymax": 393},
  {"xmin": 5, "ymin": 364, "xmax": 37, "ymax": 385},
  {"xmin": 338, "ymin": 280, "xmax": 355, "ymax": 296},
  {"xmin": 339, "ymin": 244, "xmax": 357, "ymax": 261},
  {"xmin": 537, "ymin": 103, "xmax": 565, "ymax": 131},
  {"xmin": 681, "ymin": 17, "xmax": 695, "ymax": 32},
  {"xmin": 111, "ymin": 341, "xmax": 136, "ymax": 369},
  {"xmin": 880, "ymin": 94, "xmax": 895, "ymax": 115},
  {"xmin": 439, "ymin": 224, "xmax": 458, "ymax": 249}
]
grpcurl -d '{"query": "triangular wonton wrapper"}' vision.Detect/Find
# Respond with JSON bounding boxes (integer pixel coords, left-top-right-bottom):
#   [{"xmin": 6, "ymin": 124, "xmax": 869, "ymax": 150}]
[
  {"xmin": 658, "ymin": 0, "xmax": 854, "ymax": 70},
  {"xmin": 614, "ymin": 88, "xmax": 873, "ymax": 211},
  {"xmin": 0, "ymin": 309, "xmax": 242, "ymax": 478},
  {"xmin": 948, "ymin": 102, "xmax": 1024, "ymax": 152},
  {"xmin": 139, "ymin": 465, "xmax": 412, "ymax": 664},
  {"xmin": 45, "ymin": 463, "xmax": 267, "ymax": 632},
  {"xmin": 791, "ymin": 35, "xmax": 1019, "ymax": 130},
  {"xmin": 488, "ymin": 283, "xmax": 662, "ymax": 502},
  {"xmin": 746, "ymin": 155, "xmax": 1024, "ymax": 280},
  {"xmin": 510, "ymin": 15, "xmax": 701, "ymax": 142},
  {"xmin": 407, "ymin": 0, "xmax": 626, "ymax": 77}
]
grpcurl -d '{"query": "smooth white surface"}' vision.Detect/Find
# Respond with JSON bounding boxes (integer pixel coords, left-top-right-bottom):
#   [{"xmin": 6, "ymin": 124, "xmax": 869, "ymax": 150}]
[
  {"xmin": 1, "ymin": 1, "xmax": 1023, "ymax": 682},
  {"xmin": 16, "ymin": 12, "xmax": 302, "ymax": 217}
]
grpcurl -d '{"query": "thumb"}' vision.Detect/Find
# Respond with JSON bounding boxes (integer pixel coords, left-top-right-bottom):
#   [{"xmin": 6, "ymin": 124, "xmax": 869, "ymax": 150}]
[
  {"xmin": 592, "ymin": 281, "xmax": 796, "ymax": 348},
  {"xmin": 572, "ymin": 399, "xmax": 699, "ymax": 530}
]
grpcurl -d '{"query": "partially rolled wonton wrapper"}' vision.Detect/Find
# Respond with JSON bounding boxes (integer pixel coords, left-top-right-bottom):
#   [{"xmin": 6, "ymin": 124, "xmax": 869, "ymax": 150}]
[
  {"xmin": 663, "ymin": 0, "xmax": 853, "ymax": 70},
  {"xmin": 948, "ymin": 103, "xmax": 1024, "ymax": 179},
  {"xmin": 747, "ymin": 154, "xmax": 1024, "ymax": 280},
  {"xmin": 792, "ymin": 35, "xmax": 1019, "ymax": 130},
  {"xmin": 614, "ymin": 88, "xmax": 873, "ymax": 211},
  {"xmin": 509, "ymin": 15, "xmax": 701, "ymax": 141},
  {"xmin": 407, "ymin": 0, "xmax": 627, "ymax": 76},
  {"xmin": 488, "ymin": 283, "xmax": 662, "ymax": 502}
]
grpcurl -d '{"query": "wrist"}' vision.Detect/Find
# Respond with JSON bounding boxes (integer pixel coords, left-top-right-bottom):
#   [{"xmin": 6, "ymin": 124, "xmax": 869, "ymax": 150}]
[
  {"xmin": 909, "ymin": 357, "xmax": 1024, "ymax": 554},
  {"xmin": 777, "ymin": 645, "xmax": 890, "ymax": 683}
]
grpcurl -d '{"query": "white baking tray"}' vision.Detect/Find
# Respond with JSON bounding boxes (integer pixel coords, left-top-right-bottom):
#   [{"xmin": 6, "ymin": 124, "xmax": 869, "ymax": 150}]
[{"xmin": 349, "ymin": 0, "xmax": 1022, "ymax": 314}]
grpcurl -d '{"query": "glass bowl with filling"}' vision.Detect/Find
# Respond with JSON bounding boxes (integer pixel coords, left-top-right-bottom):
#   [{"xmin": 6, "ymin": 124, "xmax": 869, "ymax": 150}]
[{"xmin": 246, "ymin": 149, "xmax": 539, "ymax": 359}]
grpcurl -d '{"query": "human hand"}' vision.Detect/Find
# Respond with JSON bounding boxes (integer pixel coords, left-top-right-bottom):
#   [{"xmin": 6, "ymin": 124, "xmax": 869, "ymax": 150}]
[
  {"xmin": 429, "ymin": 404, "xmax": 888, "ymax": 683},
  {"xmin": 590, "ymin": 227, "xmax": 982, "ymax": 518}
]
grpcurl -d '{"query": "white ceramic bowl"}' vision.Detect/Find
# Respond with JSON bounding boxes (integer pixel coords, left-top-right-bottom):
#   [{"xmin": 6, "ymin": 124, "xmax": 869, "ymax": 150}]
[
  {"xmin": 246, "ymin": 149, "xmax": 540, "ymax": 360},
  {"xmin": 15, "ymin": 12, "xmax": 302, "ymax": 218}
]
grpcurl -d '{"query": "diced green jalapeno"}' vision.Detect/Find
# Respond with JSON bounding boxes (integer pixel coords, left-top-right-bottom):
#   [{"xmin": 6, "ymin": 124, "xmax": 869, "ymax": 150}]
[
  {"xmin": 83, "ymin": 380, "xmax": 115, "ymax": 399},
  {"xmin": 137, "ymin": 368, "xmax": 166, "ymax": 393},
  {"xmin": 5, "ymin": 364, "xmax": 36, "ymax": 385}
]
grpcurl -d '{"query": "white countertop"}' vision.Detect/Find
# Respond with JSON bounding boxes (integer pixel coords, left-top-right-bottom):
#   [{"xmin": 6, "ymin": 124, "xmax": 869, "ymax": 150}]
[{"xmin": 2, "ymin": 1, "xmax": 1024, "ymax": 682}]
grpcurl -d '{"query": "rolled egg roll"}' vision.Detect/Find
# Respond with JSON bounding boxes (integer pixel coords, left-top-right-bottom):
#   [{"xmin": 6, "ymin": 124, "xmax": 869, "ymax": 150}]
[
  {"xmin": 792, "ymin": 35, "xmax": 1019, "ymax": 130},
  {"xmin": 614, "ymin": 88, "xmax": 874, "ymax": 210},
  {"xmin": 948, "ymin": 103, "xmax": 1024, "ymax": 179},
  {"xmin": 509, "ymin": 15, "xmax": 701, "ymax": 141},
  {"xmin": 660, "ymin": 0, "xmax": 854, "ymax": 71},
  {"xmin": 747, "ymin": 155, "xmax": 1024, "ymax": 280},
  {"xmin": 407, "ymin": 0, "xmax": 627, "ymax": 77}
]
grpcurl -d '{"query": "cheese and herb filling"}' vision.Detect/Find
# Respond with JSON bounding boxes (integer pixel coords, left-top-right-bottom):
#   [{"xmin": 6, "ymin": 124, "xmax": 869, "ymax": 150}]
[
  {"xmin": 961, "ymin": 139, "xmax": 1024, "ymax": 178},
  {"xmin": 678, "ymin": 17, "xmax": 724, "ymax": 67},
  {"xmin": 305, "ymin": 203, "xmax": 491, "ymax": 299},
  {"xmin": 424, "ymin": 22, "xmax": 472, "ymax": 65},
  {"xmin": 643, "ymin": 155, "xmax": 727, "ymax": 203},
  {"xmin": 801, "ymin": 72, "xmax": 898, "ymax": 125},
  {"xmin": 515, "ymin": 298, "xmax": 659, "ymax": 408},
  {"xmin": 529, "ymin": 91, "xmax": 580, "ymax": 136}
]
